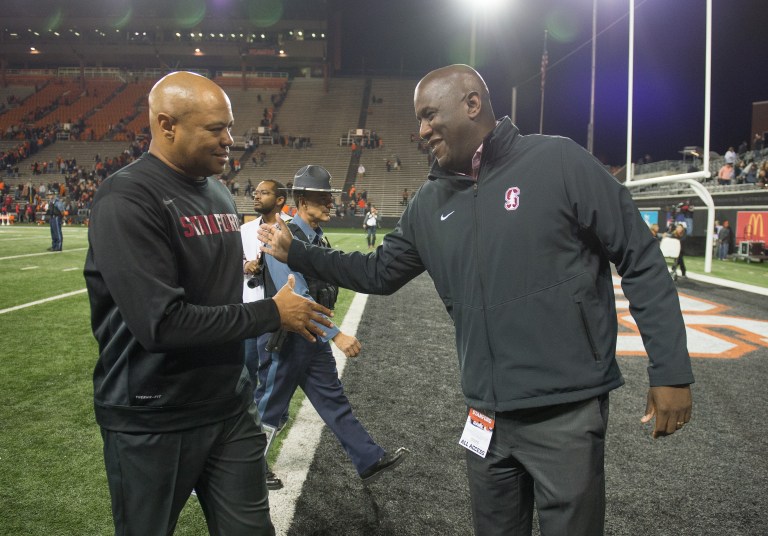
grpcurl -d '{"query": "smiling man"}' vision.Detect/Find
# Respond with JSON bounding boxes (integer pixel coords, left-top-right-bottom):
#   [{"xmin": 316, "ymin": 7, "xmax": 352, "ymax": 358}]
[
  {"xmin": 258, "ymin": 64, "xmax": 694, "ymax": 536},
  {"xmin": 84, "ymin": 72, "xmax": 333, "ymax": 536}
]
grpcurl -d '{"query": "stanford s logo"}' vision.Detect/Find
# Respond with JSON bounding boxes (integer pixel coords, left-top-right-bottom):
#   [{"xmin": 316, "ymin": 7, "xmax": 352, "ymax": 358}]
[{"xmin": 504, "ymin": 187, "xmax": 520, "ymax": 211}]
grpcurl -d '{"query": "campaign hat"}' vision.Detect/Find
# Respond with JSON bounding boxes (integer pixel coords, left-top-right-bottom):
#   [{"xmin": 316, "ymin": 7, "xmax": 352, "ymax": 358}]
[{"xmin": 292, "ymin": 165, "xmax": 342, "ymax": 193}]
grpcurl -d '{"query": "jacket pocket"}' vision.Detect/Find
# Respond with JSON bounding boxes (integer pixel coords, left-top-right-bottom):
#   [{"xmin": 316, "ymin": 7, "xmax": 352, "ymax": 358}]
[{"xmin": 574, "ymin": 296, "xmax": 601, "ymax": 361}]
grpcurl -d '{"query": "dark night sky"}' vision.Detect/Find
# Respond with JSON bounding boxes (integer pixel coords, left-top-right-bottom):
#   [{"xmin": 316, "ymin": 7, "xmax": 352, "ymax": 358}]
[{"xmin": 336, "ymin": 0, "xmax": 767, "ymax": 166}]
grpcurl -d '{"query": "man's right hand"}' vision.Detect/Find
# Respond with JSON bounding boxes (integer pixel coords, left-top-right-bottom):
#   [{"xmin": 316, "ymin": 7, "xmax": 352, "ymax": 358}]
[
  {"xmin": 258, "ymin": 218, "xmax": 293, "ymax": 263},
  {"xmin": 332, "ymin": 332, "xmax": 361, "ymax": 358},
  {"xmin": 273, "ymin": 274, "xmax": 333, "ymax": 342}
]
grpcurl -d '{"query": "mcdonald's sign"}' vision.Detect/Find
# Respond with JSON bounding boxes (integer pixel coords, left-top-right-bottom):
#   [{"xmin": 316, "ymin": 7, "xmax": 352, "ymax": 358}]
[{"xmin": 736, "ymin": 211, "xmax": 767, "ymax": 242}]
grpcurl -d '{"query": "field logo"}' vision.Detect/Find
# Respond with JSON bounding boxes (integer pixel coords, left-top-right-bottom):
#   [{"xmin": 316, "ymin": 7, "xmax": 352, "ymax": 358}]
[{"xmin": 613, "ymin": 277, "xmax": 768, "ymax": 359}]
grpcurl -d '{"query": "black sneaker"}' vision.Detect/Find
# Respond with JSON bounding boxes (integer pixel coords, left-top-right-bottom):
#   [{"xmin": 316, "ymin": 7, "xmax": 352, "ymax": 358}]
[
  {"xmin": 360, "ymin": 447, "xmax": 410, "ymax": 484},
  {"xmin": 266, "ymin": 470, "xmax": 283, "ymax": 490}
]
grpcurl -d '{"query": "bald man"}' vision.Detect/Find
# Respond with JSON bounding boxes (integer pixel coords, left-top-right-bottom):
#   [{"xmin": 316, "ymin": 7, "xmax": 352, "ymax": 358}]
[
  {"xmin": 84, "ymin": 72, "xmax": 332, "ymax": 535},
  {"xmin": 259, "ymin": 65, "xmax": 694, "ymax": 535}
]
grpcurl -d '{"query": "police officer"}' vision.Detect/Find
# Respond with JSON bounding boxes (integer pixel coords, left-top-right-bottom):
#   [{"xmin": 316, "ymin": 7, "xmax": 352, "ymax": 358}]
[
  {"xmin": 257, "ymin": 165, "xmax": 408, "ymax": 485},
  {"xmin": 45, "ymin": 193, "xmax": 64, "ymax": 251}
]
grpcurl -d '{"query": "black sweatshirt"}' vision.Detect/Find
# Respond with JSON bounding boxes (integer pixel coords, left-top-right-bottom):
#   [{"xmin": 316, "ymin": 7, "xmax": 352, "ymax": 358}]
[{"xmin": 84, "ymin": 152, "xmax": 280, "ymax": 432}]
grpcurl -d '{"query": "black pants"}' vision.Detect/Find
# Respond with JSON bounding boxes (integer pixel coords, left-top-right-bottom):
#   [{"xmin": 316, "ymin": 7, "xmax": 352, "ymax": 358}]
[
  {"xmin": 466, "ymin": 395, "xmax": 609, "ymax": 536},
  {"xmin": 366, "ymin": 226, "xmax": 377, "ymax": 248},
  {"xmin": 671, "ymin": 254, "xmax": 686, "ymax": 276},
  {"xmin": 101, "ymin": 403, "xmax": 274, "ymax": 536}
]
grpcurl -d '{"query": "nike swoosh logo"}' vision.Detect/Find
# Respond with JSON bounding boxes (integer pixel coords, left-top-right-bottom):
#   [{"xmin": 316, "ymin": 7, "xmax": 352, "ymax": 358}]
[{"xmin": 440, "ymin": 211, "xmax": 455, "ymax": 221}]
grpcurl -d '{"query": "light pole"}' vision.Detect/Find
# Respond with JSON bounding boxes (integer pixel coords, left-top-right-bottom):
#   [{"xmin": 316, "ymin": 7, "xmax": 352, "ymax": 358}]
[
  {"xmin": 470, "ymin": 8, "xmax": 477, "ymax": 66},
  {"xmin": 625, "ymin": 0, "xmax": 635, "ymax": 181},
  {"xmin": 587, "ymin": 0, "xmax": 597, "ymax": 154},
  {"xmin": 539, "ymin": 29, "xmax": 548, "ymax": 134}
]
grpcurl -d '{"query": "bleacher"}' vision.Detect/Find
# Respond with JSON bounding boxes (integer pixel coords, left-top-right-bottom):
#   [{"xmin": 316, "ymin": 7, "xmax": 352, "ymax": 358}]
[
  {"xmin": 0, "ymin": 79, "xmax": 81, "ymax": 133},
  {"xmin": 226, "ymin": 84, "xmax": 286, "ymax": 143},
  {"xmin": 351, "ymin": 78, "xmax": 431, "ymax": 215},
  {"xmin": 3, "ymin": 74, "xmax": 765, "ymax": 222},
  {"xmin": 89, "ymin": 79, "xmax": 154, "ymax": 140},
  {"xmin": 230, "ymin": 77, "xmax": 434, "ymax": 218},
  {"xmin": 33, "ymin": 79, "xmax": 122, "ymax": 129},
  {"xmin": 4, "ymin": 140, "xmax": 130, "ymax": 185},
  {"xmin": 0, "ymin": 85, "xmax": 36, "ymax": 116},
  {"xmin": 231, "ymin": 77, "xmax": 366, "ymax": 211},
  {"xmin": 631, "ymin": 147, "xmax": 768, "ymax": 198}
]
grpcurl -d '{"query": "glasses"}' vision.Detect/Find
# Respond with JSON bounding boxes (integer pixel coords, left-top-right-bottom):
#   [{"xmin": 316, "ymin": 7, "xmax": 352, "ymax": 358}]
[{"xmin": 252, "ymin": 190, "xmax": 275, "ymax": 199}]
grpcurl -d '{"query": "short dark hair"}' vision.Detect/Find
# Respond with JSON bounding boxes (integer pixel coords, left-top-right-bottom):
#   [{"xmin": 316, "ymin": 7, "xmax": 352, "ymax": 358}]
[{"xmin": 259, "ymin": 179, "xmax": 288, "ymax": 209}]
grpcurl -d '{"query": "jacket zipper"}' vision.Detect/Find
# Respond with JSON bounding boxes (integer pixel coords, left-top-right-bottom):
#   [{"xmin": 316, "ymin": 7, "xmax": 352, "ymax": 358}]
[{"xmin": 472, "ymin": 177, "xmax": 498, "ymax": 404}]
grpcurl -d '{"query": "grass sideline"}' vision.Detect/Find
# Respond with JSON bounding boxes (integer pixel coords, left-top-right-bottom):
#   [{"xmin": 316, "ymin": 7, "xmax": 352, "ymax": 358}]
[
  {"xmin": 681, "ymin": 255, "xmax": 768, "ymax": 287},
  {"xmin": 0, "ymin": 223, "xmax": 386, "ymax": 535},
  {"xmin": 2, "ymin": 224, "xmax": 765, "ymax": 534}
]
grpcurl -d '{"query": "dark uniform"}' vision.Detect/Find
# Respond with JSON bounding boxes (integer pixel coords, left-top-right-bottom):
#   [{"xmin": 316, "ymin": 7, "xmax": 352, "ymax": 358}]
[
  {"xmin": 257, "ymin": 215, "xmax": 386, "ymax": 476},
  {"xmin": 46, "ymin": 195, "xmax": 64, "ymax": 251},
  {"xmin": 255, "ymin": 165, "xmax": 407, "ymax": 482}
]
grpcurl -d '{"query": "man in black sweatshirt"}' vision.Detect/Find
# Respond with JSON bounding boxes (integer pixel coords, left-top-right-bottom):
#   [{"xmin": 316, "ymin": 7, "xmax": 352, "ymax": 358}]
[{"xmin": 84, "ymin": 71, "xmax": 332, "ymax": 536}]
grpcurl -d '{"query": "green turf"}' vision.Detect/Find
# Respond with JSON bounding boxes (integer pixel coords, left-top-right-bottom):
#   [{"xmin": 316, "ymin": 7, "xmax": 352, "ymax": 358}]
[
  {"xmin": 683, "ymin": 255, "xmax": 768, "ymax": 287},
  {"xmin": 0, "ymin": 223, "xmax": 387, "ymax": 535},
  {"xmin": 3, "ymin": 223, "xmax": 762, "ymax": 534}
]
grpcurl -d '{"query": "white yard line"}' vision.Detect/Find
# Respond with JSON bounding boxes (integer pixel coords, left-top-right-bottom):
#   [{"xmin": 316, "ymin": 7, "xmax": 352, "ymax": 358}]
[
  {"xmin": 2, "ymin": 273, "xmax": 369, "ymax": 535},
  {"xmin": 0, "ymin": 247, "xmax": 88, "ymax": 261},
  {"xmin": 0, "ymin": 288, "xmax": 88, "ymax": 315},
  {"xmin": 268, "ymin": 292, "xmax": 369, "ymax": 536},
  {"xmin": 0, "ymin": 236, "xmax": 55, "ymax": 241},
  {"xmin": 686, "ymin": 272, "xmax": 768, "ymax": 297}
]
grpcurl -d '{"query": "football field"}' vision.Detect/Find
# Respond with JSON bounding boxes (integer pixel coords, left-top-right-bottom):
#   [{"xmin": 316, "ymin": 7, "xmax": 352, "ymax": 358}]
[{"xmin": 1, "ymin": 223, "xmax": 767, "ymax": 535}]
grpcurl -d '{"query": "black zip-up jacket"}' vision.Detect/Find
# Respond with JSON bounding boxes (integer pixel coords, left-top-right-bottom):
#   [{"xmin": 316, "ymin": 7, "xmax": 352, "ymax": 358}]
[
  {"xmin": 286, "ymin": 119, "xmax": 693, "ymax": 411},
  {"xmin": 84, "ymin": 153, "xmax": 280, "ymax": 432}
]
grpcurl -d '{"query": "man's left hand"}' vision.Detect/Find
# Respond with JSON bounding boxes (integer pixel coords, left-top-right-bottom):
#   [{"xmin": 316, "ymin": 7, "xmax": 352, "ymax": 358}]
[{"xmin": 641, "ymin": 385, "xmax": 692, "ymax": 439}]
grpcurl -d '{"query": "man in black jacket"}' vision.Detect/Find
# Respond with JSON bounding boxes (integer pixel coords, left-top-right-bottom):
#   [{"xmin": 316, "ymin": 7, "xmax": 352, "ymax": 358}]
[
  {"xmin": 85, "ymin": 71, "xmax": 333, "ymax": 536},
  {"xmin": 259, "ymin": 65, "xmax": 693, "ymax": 535}
]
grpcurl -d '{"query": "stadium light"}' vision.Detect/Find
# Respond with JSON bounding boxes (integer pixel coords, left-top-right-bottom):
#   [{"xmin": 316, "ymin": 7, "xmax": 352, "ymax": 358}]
[{"xmin": 457, "ymin": 0, "xmax": 506, "ymax": 66}]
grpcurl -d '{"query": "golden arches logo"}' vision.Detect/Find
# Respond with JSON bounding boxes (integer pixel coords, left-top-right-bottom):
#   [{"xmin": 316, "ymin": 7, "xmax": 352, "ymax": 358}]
[{"xmin": 746, "ymin": 213, "xmax": 765, "ymax": 240}]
